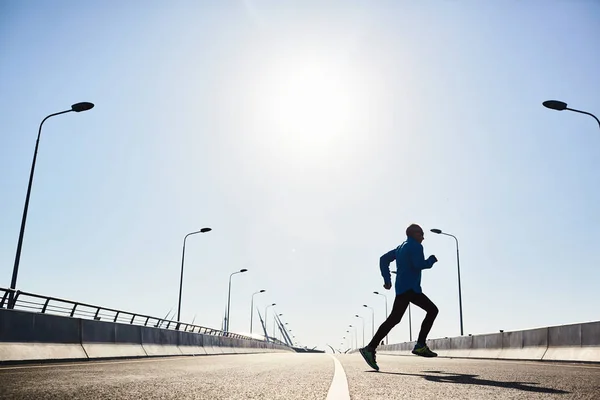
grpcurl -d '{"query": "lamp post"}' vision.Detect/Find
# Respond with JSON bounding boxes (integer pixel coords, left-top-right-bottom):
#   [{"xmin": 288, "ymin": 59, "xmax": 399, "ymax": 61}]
[
  {"xmin": 431, "ymin": 228, "xmax": 464, "ymax": 336},
  {"xmin": 363, "ymin": 305, "xmax": 375, "ymax": 338},
  {"xmin": 177, "ymin": 227, "xmax": 212, "ymax": 324},
  {"xmin": 265, "ymin": 303, "xmax": 276, "ymax": 340},
  {"xmin": 225, "ymin": 268, "xmax": 248, "ymax": 332},
  {"xmin": 250, "ymin": 289, "xmax": 265, "ymax": 335},
  {"xmin": 9, "ymin": 102, "xmax": 94, "ymax": 309},
  {"xmin": 273, "ymin": 313, "xmax": 283, "ymax": 339},
  {"xmin": 543, "ymin": 100, "xmax": 600, "ymax": 129},
  {"xmin": 373, "ymin": 291, "xmax": 388, "ymax": 344},
  {"xmin": 391, "ymin": 271, "xmax": 413, "ymax": 341},
  {"xmin": 355, "ymin": 315, "xmax": 365, "ymax": 347},
  {"xmin": 348, "ymin": 325, "xmax": 357, "ymax": 349}
]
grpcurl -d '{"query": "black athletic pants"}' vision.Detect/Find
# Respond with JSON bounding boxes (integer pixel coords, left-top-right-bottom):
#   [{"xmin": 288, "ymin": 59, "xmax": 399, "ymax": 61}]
[{"xmin": 367, "ymin": 290, "xmax": 438, "ymax": 349}]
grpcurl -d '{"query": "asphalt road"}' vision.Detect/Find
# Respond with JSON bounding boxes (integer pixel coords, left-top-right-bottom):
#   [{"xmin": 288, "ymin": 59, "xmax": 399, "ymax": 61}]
[{"xmin": 0, "ymin": 353, "xmax": 598, "ymax": 399}]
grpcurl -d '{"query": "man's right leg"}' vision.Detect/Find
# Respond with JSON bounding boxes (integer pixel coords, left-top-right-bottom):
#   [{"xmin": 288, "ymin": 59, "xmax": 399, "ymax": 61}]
[
  {"xmin": 410, "ymin": 292, "xmax": 439, "ymax": 358},
  {"xmin": 359, "ymin": 293, "xmax": 410, "ymax": 370}
]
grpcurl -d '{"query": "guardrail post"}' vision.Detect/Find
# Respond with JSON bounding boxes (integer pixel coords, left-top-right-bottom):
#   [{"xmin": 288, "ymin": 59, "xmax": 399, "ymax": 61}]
[
  {"xmin": 41, "ymin": 298, "xmax": 50, "ymax": 313},
  {"xmin": 0, "ymin": 290, "xmax": 11, "ymax": 308},
  {"xmin": 70, "ymin": 303, "xmax": 78, "ymax": 317},
  {"xmin": 113, "ymin": 311, "xmax": 120, "ymax": 323}
]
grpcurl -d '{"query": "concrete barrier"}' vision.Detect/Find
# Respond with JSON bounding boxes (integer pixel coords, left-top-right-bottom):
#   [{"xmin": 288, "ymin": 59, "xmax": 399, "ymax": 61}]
[
  {"xmin": 140, "ymin": 326, "xmax": 183, "ymax": 356},
  {"xmin": 430, "ymin": 337, "xmax": 451, "ymax": 357},
  {"xmin": 543, "ymin": 322, "xmax": 600, "ymax": 363},
  {"xmin": 81, "ymin": 319, "xmax": 146, "ymax": 359},
  {"xmin": 177, "ymin": 330, "xmax": 205, "ymax": 356},
  {"xmin": 469, "ymin": 333, "xmax": 502, "ymax": 359},
  {"xmin": 0, "ymin": 310, "xmax": 87, "ymax": 362},
  {"xmin": 203, "ymin": 335, "xmax": 223, "ymax": 355},
  {"xmin": 358, "ymin": 321, "xmax": 599, "ymax": 363},
  {"xmin": 447, "ymin": 335, "xmax": 473, "ymax": 358},
  {"xmin": 499, "ymin": 327, "xmax": 548, "ymax": 360},
  {"xmin": 0, "ymin": 308, "xmax": 293, "ymax": 364}
]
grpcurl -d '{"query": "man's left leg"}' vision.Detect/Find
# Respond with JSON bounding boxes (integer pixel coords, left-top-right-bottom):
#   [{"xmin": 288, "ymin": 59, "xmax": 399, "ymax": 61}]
[
  {"xmin": 410, "ymin": 292, "xmax": 439, "ymax": 357},
  {"xmin": 360, "ymin": 292, "xmax": 410, "ymax": 370}
]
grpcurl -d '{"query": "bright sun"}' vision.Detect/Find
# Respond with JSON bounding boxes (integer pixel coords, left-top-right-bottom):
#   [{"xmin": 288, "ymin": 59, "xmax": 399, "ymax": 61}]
[{"xmin": 254, "ymin": 53, "xmax": 364, "ymax": 156}]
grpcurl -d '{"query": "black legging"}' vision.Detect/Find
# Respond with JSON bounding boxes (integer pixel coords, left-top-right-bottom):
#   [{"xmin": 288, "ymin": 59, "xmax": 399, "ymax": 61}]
[{"xmin": 368, "ymin": 290, "xmax": 438, "ymax": 349}]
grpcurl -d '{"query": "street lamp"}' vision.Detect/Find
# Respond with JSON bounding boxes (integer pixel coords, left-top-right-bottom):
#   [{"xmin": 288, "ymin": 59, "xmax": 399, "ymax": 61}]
[
  {"xmin": 9, "ymin": 102, "xmax": 94, "ymax": 309},
  {"xmin": 273, "ymin": 313, "xmax": 283, "ymax": 339},
  {"xmin": 177, "ymin": 227, "xmax": 211, "ymax": 323},
  {"xmin": 225, "ymin": 268, "xmax": 248, "ymax": 332},
  {"xmin": 373, "ymin": 291, "xmax": 388, "ymax": 344},
  {"xmin": 431, "ymin": 228, "xmax": 464, "ymax": 336},
  {"xmin": 348, "ymin": 325, "xmax": 357, "ymax": 349},
  {"xmin": 265, "ymin": 303, "xmax": 276, "ymax": 340},
  {"xmin": 363, "ymin": 305, "xmax": 375, "ymax": 338},
  {"xmin": 543, "ymin": 100, "xmax": 600, "ymax": 129},
  {"xmin": 250, "ymin": 289, "xmax": 265, "ymax": 335},
  {"xmin": 355, "ymin": 315, "xmax": 365, "ymax": 348}
]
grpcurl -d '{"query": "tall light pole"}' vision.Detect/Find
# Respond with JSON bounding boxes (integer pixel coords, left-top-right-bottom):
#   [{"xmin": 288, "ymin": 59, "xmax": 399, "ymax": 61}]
[
  {"xmin": 543, "ymin": 100, "xmax": 600, "ymax": 129},
  {"xmin": 348, "ymin": 325, "xmax": 357, "ymax": 349},
  {"xmin": 265, "ymin": 303, "xmax": 276, "ymax": 340},
  {"xmin": 177, "ymin": 227, "xmax": 211, "ymax": 324},
  {"xmin": 355, "ymin": 315, "xmax": 365, "ymax": 347},
  {"xmin": 346, "ymin": 330, "xmax": 353, "ymax": 349},
  {"xmin": 273, "ymin": 313, "xmax": 283, "ymax": 339},
  {"xmin": 363, "ymin": 305, "xmax": 375, "ymax": 338},
  {"xmin": 225, "ymin": 268, "xmax": 248, "ymax": 332},
  {"xmin": 250, "ymin": 289, "xmax": 265, "ymax": 335},
  {"xmin": 9, "ymin": 102, "xmax": 94, "ymax": 309},
  {"xmin": 408, "ymin": 301, "xmax": 413, "ymax": 341},
  {"xmin": 431, "ymin": 228, "xmax": 464, "ymax": 336},
  {"xmin": 373, "ymin": 291, "xmax": 388, "ymax": 344}
]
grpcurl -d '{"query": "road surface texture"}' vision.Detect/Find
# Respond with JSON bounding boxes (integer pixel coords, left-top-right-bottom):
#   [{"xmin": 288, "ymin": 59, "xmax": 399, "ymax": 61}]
[
  {"xmin": 338, "ymin": 354, "xmax": 600, "ymax": 400},
  {"xmin": 0, "ymin": 353, "xmax": 598, "ymax": 399}
]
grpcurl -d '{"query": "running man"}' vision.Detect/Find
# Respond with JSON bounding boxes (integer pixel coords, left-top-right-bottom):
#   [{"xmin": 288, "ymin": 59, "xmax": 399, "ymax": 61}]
[{"xmin": 360, "ymin": 223, "xmax": 439, "ymax": 371}]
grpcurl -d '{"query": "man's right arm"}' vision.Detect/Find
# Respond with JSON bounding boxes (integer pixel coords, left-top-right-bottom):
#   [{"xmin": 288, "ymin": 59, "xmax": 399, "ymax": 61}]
[{"xmin": 379, "ymin": 249, "xmax": 396, "ymax": 285}]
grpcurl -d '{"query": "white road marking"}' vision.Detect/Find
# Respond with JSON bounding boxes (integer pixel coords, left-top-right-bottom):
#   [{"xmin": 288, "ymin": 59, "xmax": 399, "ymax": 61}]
[{"xmin": 326, "ymin": 355, "xmax": 350, "ymax": 400}]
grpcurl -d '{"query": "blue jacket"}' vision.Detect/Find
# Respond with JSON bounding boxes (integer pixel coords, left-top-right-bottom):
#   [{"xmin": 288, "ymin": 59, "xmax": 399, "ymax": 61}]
[{"xmin": 380, "ymin": 237, "xmax": 436, "ymax": 295}]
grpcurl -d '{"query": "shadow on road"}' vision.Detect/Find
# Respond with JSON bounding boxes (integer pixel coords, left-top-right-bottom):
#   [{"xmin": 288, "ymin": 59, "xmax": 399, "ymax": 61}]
[{"xmin": 367, "ymin": 370, "xmax": 569, "ymax": 394}]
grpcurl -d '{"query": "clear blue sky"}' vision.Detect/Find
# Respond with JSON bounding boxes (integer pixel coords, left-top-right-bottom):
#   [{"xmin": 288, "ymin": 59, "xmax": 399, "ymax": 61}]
[{"xmin": 1, "ymin": 1, "xmax": 599, "ymax": 351}]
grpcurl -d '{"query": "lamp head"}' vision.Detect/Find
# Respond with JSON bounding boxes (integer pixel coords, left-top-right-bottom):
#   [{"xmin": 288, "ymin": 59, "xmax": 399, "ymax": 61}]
[
  {"xmin": 71, "ymin": 102, "xmax": 94, "ymax": 112},
  {"xmin": 430, "ymin": 229, "xmax": 442, "ymax": 234},
  {"xmin": 543, "ymin": 100, "xmax": 568, "ymax": 111},
  {"xmin": 200, "ymin": 227, "xmax": 212, "ymax": 233}
]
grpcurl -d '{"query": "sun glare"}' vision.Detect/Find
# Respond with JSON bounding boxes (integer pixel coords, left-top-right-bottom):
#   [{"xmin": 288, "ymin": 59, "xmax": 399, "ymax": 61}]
[{"xmin": 255, "ymin": 54, "xmax": 364, "ymax": 157}]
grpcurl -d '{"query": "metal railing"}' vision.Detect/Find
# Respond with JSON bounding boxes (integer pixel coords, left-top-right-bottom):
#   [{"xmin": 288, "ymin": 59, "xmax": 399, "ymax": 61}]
[{"xmin": 0, "ymin": 287, "xmax": 255, "ymax": 341}]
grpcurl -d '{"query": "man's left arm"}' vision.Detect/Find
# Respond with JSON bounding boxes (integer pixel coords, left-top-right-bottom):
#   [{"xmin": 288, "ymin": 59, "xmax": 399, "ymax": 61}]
[
  {"xmin": 380, "ymin": 249, "xmax": 396, "ymax": 287},
  {"xmin": 409, "ymin": 242, "xmax": 437, "ymax": 270}
]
